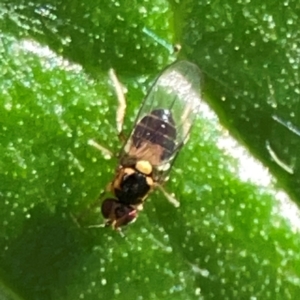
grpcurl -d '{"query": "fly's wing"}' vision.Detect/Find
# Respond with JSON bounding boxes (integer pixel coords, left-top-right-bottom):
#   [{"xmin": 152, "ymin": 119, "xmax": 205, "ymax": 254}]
[{"xmin": 120, "ymin": 60, "xmax": 202, "ymax": 183}]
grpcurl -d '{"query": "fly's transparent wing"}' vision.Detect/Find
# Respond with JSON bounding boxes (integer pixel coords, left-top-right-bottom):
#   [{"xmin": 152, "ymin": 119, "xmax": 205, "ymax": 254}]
[{"xmin": 121, "ymin": 60, "xmax": 202, "ymax": 182}]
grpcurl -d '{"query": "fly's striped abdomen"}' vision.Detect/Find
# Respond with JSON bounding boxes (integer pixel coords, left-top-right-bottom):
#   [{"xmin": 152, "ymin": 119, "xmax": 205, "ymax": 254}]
[{"xmin": 132, "ymin": 109, "xmax": 176, "ymax": 160}]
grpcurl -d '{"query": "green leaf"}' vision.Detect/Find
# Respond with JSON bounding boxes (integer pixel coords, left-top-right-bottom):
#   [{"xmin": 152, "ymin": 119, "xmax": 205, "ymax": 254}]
[
  {"xmin": 1, "ymin": 1, "xmax": 300, "ymax": 299},
  {"xmin": 172, "ymin": 0, "xmax": 300, "ymax": 204}
]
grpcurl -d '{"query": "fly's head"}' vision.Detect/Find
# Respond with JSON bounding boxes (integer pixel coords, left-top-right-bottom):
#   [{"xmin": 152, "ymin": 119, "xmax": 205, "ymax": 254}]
[
  {"xmin": 101, "ymin": 160, "xmax": 154, "ymax": 229},
  {"xmin": 101, "ymin": 198, "xmax": 138, "ymax": 229}
]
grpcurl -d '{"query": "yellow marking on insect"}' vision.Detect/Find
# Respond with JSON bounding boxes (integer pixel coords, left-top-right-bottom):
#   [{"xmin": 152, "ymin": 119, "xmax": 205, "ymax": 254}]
[
  {"xmin": 146, "ymin": 176, "xmax": 154, "ymax": 187},
  {"xmin": 157, "ymin": 185, "xmax": 180, "ymax": 208},
  {"xmin": 123, "ymin": 168, "xmax": 136, "ymax": 176},
  {"xmin": 113, "ymin": 167, "xmax": 135, "ymax": 189},
  {"xmin": 135, "ymin": 160, "xmax": 153, "ymax": 175}
]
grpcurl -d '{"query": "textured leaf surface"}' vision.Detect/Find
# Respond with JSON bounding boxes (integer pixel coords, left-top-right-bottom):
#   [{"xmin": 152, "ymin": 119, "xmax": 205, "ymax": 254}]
[{"xmin": 0, "ymin": 1, "xmax": 300, "ymax": 299}]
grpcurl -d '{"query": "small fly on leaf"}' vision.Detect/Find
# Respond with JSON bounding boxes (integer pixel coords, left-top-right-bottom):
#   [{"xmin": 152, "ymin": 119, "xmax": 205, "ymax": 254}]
[{"xmin": 91, "ymin": 60, "xmax": 202, "ymax": 231}]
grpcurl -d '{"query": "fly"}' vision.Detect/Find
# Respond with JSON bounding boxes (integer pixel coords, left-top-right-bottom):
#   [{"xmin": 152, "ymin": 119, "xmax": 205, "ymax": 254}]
[{"xmin": 91, "ymin": 60, "xmax": 202, "ymax": 230}]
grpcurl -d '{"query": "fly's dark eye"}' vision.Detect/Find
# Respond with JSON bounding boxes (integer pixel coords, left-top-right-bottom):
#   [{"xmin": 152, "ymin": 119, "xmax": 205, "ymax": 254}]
[
  {"xmin": 101, "ymin": 198, "xmax": 137, "ymax": 227},
  {"xmin": 101, "ymin": 198, "xmax": 118, "ymax": 218}
]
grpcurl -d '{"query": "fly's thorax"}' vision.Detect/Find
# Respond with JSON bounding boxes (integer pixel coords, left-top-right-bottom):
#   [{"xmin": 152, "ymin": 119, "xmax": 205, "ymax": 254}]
[{"xmin": 111, "ymin": 160, "xmax": 154, "ymax": 205}]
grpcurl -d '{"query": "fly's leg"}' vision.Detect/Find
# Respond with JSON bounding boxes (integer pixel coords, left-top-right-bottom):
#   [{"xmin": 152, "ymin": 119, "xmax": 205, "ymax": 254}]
[
  {"xmin": 87, "ymin": 68, "xmax": 127, "ymax": 159},
  {"xmin": 77, "ymin": 69, "xmax": 128, "ymax": 228},
  {"xmin": 87, "ymin": 223, "xmax": 126, "ymax": 237},
  {"xmin": 157, "ymin": 185, "xmax": 180, "ymax": 208},
  {"xmin": 70, "ymin": 183, "xmax": 108, "ymax": 228},
  {"xmin": 73, "ymin": 185, "xmax": 112, "ymax": 227},
  {"xmin": 87, "ymin": 139, "xmax": 113, "ymax": 160},
  {"xmin": 109, "ymin": 68, "xmax": 127, "ymax": 140},
  {"xmin": 71, "ymin": 195, "xmax": 104, "ymax": 229}
]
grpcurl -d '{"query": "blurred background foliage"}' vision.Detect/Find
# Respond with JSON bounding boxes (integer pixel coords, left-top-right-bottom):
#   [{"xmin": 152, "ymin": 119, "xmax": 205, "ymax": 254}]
[{"xmin": 0, "ymin": 0, "xmax": 300, "ymax": 299}]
